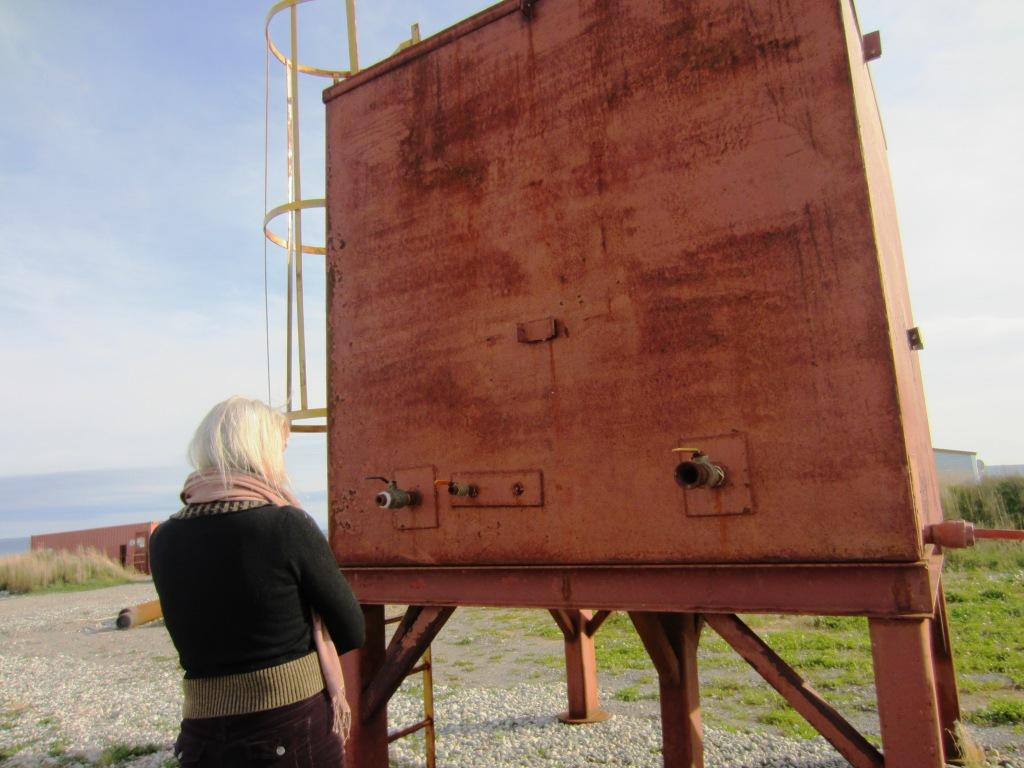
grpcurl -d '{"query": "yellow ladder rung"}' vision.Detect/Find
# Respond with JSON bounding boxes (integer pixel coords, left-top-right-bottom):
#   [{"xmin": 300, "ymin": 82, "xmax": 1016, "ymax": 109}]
[{"xmin": 387, "ymin": 718, "xmax": 431, "ymax": 743}]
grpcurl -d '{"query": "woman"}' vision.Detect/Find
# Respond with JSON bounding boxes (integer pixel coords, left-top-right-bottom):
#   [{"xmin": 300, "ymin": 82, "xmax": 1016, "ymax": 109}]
[{"xmin": 151, "ymin": 396, "xmax": 364, "ymax": 766}]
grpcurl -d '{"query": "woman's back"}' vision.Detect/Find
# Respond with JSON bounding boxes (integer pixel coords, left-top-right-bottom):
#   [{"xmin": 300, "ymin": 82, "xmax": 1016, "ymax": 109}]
[{"xmin": 152, "ymin": 503, "xmax": 361, "ymax": 679}]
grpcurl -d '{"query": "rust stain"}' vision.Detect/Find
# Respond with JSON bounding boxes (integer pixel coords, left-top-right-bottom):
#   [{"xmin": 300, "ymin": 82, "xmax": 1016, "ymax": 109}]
[{"xmin": 325, "ymin": 0, "xmax": 933, "ymax": 572}]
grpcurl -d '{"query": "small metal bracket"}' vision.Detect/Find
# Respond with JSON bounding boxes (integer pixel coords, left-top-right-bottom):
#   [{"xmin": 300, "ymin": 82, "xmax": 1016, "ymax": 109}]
[
  {"xmin": 516, "ymin": 317, "xmax": 558, "ymax": 344},
  {"xmin": 907, "ymin": 327, "xmax": 924, "ymax": 351},
  {"xmin": 520, "ymin": 0, "xmax": 537, "ymax": 19},
  {"xmin": 862, "ymin": 30, "xmax": 882, "ymax": 62}
]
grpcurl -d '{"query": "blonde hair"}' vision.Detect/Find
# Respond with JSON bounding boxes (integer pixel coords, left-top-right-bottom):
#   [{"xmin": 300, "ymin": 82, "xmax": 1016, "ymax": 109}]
[{"xmin": 188, "ymin": 396, "xmax": 290, "ymax": 490}]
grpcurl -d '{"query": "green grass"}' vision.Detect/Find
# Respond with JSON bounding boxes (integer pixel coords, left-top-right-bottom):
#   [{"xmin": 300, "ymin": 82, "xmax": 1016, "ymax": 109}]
[
  {"xmin": 0, "ymin": 707, "xmax": 25, "ymax": 733},
  {"xmin": 474, "ymin": 542, "xmax": 1023, "ymax": 740},
  {"xmin": 593, "ymin": 612, "xmax": 655, "ymax": 674},
  {"xmin": 945, "ymin": 540, "xmax": 1024, "ymax": 573},
  {"xmin": 944, "ymin": 569, "xmax": 1024, "ymax": 690},
  {"xmin": 759, "ymin": 706, "xmax": 819, "ymax": 739},
  {"xmin": 526, "ymin": 623, "xmax": 563, "ymax": 640},
  {"xmin": 966, "ymin": 698, "xmax": 1024, "ymax": 727},
  {"xmin": 97, "ymin": 743, "xmax": 161, "ymax": 766},
  {"xmin": 613, "ymin": 685, "xmax": 657, "ymax": 702},
  {"xmin": 0, "ymin": 740, "xmax": 35, "ymax": 762}
]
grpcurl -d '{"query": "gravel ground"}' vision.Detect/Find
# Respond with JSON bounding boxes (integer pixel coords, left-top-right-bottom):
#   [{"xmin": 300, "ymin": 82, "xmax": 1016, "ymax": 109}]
[{"xmin": 1, "ymin": 584, "xmax": 1019, "ymax": 767}]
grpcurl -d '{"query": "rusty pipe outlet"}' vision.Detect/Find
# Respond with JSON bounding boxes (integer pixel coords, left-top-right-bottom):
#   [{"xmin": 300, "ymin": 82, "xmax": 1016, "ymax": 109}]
[
  {"xmin": 674, "ymin": 453, "xmax": 726, "ymax": 489},
  {"xmin": 924, "ymin": 520, "xmax": 1024, "ymax": 548},
  {"xmin": 923, "ymin": 520, "xmax": 976, "ymax": 549},
  {"xmin": 375, "ymin": 485, "xmax": 420, "ymax": 509},
  {"xmin": 368, "ymin": 477, "xmax": 420, "ymax": 509},
  {"xmin": 446, "ymin": 482, "xmax": 478, "ymax": 498}
]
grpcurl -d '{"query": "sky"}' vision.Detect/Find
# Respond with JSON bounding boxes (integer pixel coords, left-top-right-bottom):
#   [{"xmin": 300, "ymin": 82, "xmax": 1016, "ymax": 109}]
[{"xmin": 0, "ymin": 0, "xmax": 1022, "ymax": 538}]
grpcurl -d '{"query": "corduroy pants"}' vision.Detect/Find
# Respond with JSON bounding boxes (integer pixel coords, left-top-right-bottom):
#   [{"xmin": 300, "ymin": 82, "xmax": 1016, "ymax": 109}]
[{"xmin": 174, "ymin": 690, "xmax": 344, "ymax": 767}]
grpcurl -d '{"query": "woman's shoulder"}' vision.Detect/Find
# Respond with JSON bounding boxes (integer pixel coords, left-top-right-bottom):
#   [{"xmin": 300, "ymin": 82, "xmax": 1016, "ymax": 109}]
[
  {"xmin": 154, "ymin": 503, "xmax": 288, "ymax": 540},
  {"xmin": 273, "ymin": 504, "xmax": 322, "ymax": 534}
]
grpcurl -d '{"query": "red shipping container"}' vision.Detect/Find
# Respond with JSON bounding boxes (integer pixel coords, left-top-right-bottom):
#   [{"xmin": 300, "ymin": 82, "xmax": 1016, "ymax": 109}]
[{"xmin": 31, "ymin": 522, "xmax": 159, "ymax": 574}]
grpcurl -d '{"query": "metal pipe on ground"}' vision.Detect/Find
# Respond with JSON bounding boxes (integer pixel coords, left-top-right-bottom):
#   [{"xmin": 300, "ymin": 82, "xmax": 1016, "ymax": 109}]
[{"xmin": 116, "ymin": 599, "xmax": 163, "ymax": 629}]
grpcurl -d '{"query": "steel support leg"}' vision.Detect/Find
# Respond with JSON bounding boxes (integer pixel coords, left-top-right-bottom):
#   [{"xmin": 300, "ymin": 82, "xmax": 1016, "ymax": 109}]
[
  {"xmin": 930, "ymin": 580, "xmax": 963, "ymax": 763},
  {"xmin": 343, "ymin": 604, "xmax": 388, "ymax": 768},
  {"xmin": 550, "ymin": 609, "xmax": 611, "ymax": 724},
  {"xmin": 869, "ymin": 617, "xmax": 944, "ymax": 768},
  {"xmin": 629, "ymin": 612, "xmax": 703, "ymax": 768}
]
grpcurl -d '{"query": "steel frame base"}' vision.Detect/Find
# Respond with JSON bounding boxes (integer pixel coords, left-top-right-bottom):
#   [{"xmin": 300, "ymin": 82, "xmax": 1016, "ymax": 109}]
[
  {"xmin": 339, "ymin": 559, "xmax": 960, "ymax": 768},
  {"xmin": 550, "ymin": 609, "xmax": 612, "ymax": 724}
]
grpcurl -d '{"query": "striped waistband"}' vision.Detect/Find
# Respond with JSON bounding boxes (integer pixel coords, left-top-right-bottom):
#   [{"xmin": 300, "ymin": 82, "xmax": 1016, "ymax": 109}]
[{"xmin": 182, "ymin": 651, "xmax": 324, "ymax": 719}]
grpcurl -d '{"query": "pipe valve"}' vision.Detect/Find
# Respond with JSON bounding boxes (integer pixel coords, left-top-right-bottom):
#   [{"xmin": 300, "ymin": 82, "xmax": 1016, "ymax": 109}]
[
  {"xmin": 366, "ymin": 476, "xmax": 421, "ymax": 509},
  {"xmin": 672, "ymin": 448, "xmax": 726, "ymax": 489},
  {"xmin": 435, "ymin": 479, "xmax": 478, "ymax": 498}
]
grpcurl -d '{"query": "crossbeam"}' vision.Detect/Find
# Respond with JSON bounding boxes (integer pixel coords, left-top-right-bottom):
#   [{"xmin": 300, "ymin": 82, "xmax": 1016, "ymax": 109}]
[
  {"xmin": 704, "ymin": 613, "xmax": 883, "ymax": 768},
  {"xmin": 363, "ymin": 605, "xmax": 455, "ymax": 720},
  {"xmin": 341, "ymin": 561, "xmax": 938, "ymax": 617}
]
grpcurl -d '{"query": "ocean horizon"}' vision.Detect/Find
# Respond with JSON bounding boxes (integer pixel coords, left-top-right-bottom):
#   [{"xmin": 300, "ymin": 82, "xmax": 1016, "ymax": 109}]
[
  {"xmin": 0, "ymin": 536, "xmax": 29, "ymax": 556},
  {"xmin": 0, "ymin": 437, "xmax": 328, "ymax": 541}
]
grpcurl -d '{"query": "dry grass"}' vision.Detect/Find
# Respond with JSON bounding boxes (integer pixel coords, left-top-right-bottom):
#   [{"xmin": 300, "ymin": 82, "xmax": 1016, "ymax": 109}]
[
  {"xmin": 952, "ymin": 721, "xmax": 987, "ymax": 768},
  {"xmin": 0, "ymin": 547, "xmax": 143, "ymax": 594}
]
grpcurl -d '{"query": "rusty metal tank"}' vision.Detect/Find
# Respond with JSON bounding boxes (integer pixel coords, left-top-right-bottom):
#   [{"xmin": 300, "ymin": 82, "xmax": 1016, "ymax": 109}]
[
  {"xmin": 323, "ymin": 3, "xmax": 965, "ymax": 766},
  {"xmin": 323, "ymin": 0, "xmax": 938, "ymax": 568}
]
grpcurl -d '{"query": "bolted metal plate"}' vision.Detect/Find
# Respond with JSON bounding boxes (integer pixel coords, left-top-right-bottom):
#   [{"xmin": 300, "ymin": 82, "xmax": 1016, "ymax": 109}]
[
  {"xmin": 449, "ymin": 470, "xmax": 544, "ymax": 507},
  {"xmin": 673, "ymin": 434, "xmax": 754, "ymax": 517},
  {"xmin": 392, "ymin": 466, "xmax": 438, "ymax": 530}
]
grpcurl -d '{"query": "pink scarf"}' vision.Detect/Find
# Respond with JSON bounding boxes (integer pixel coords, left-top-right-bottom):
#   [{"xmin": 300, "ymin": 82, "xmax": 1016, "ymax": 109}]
[{"xmin": 181, "ymin": 471, "xmax": 352, "ymax": 742}]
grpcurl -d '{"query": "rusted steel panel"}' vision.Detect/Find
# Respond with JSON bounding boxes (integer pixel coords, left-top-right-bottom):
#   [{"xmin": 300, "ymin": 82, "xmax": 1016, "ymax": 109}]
[
  {"xmin": 325, "ymin": 0, "xmax": 935, "ymax": 568},
  {"xmin": 30, "ymin": 522, "xmax": 158, "ymax": 574},
  {"xmin": 340, "ymin": 561, "xmax": 936, "ymax": 618}
]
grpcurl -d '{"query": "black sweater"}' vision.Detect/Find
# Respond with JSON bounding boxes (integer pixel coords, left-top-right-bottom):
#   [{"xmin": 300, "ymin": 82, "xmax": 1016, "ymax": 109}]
[{"xmin": 150, "ymin": 504, "xmax": 364, "ymax": 679}]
